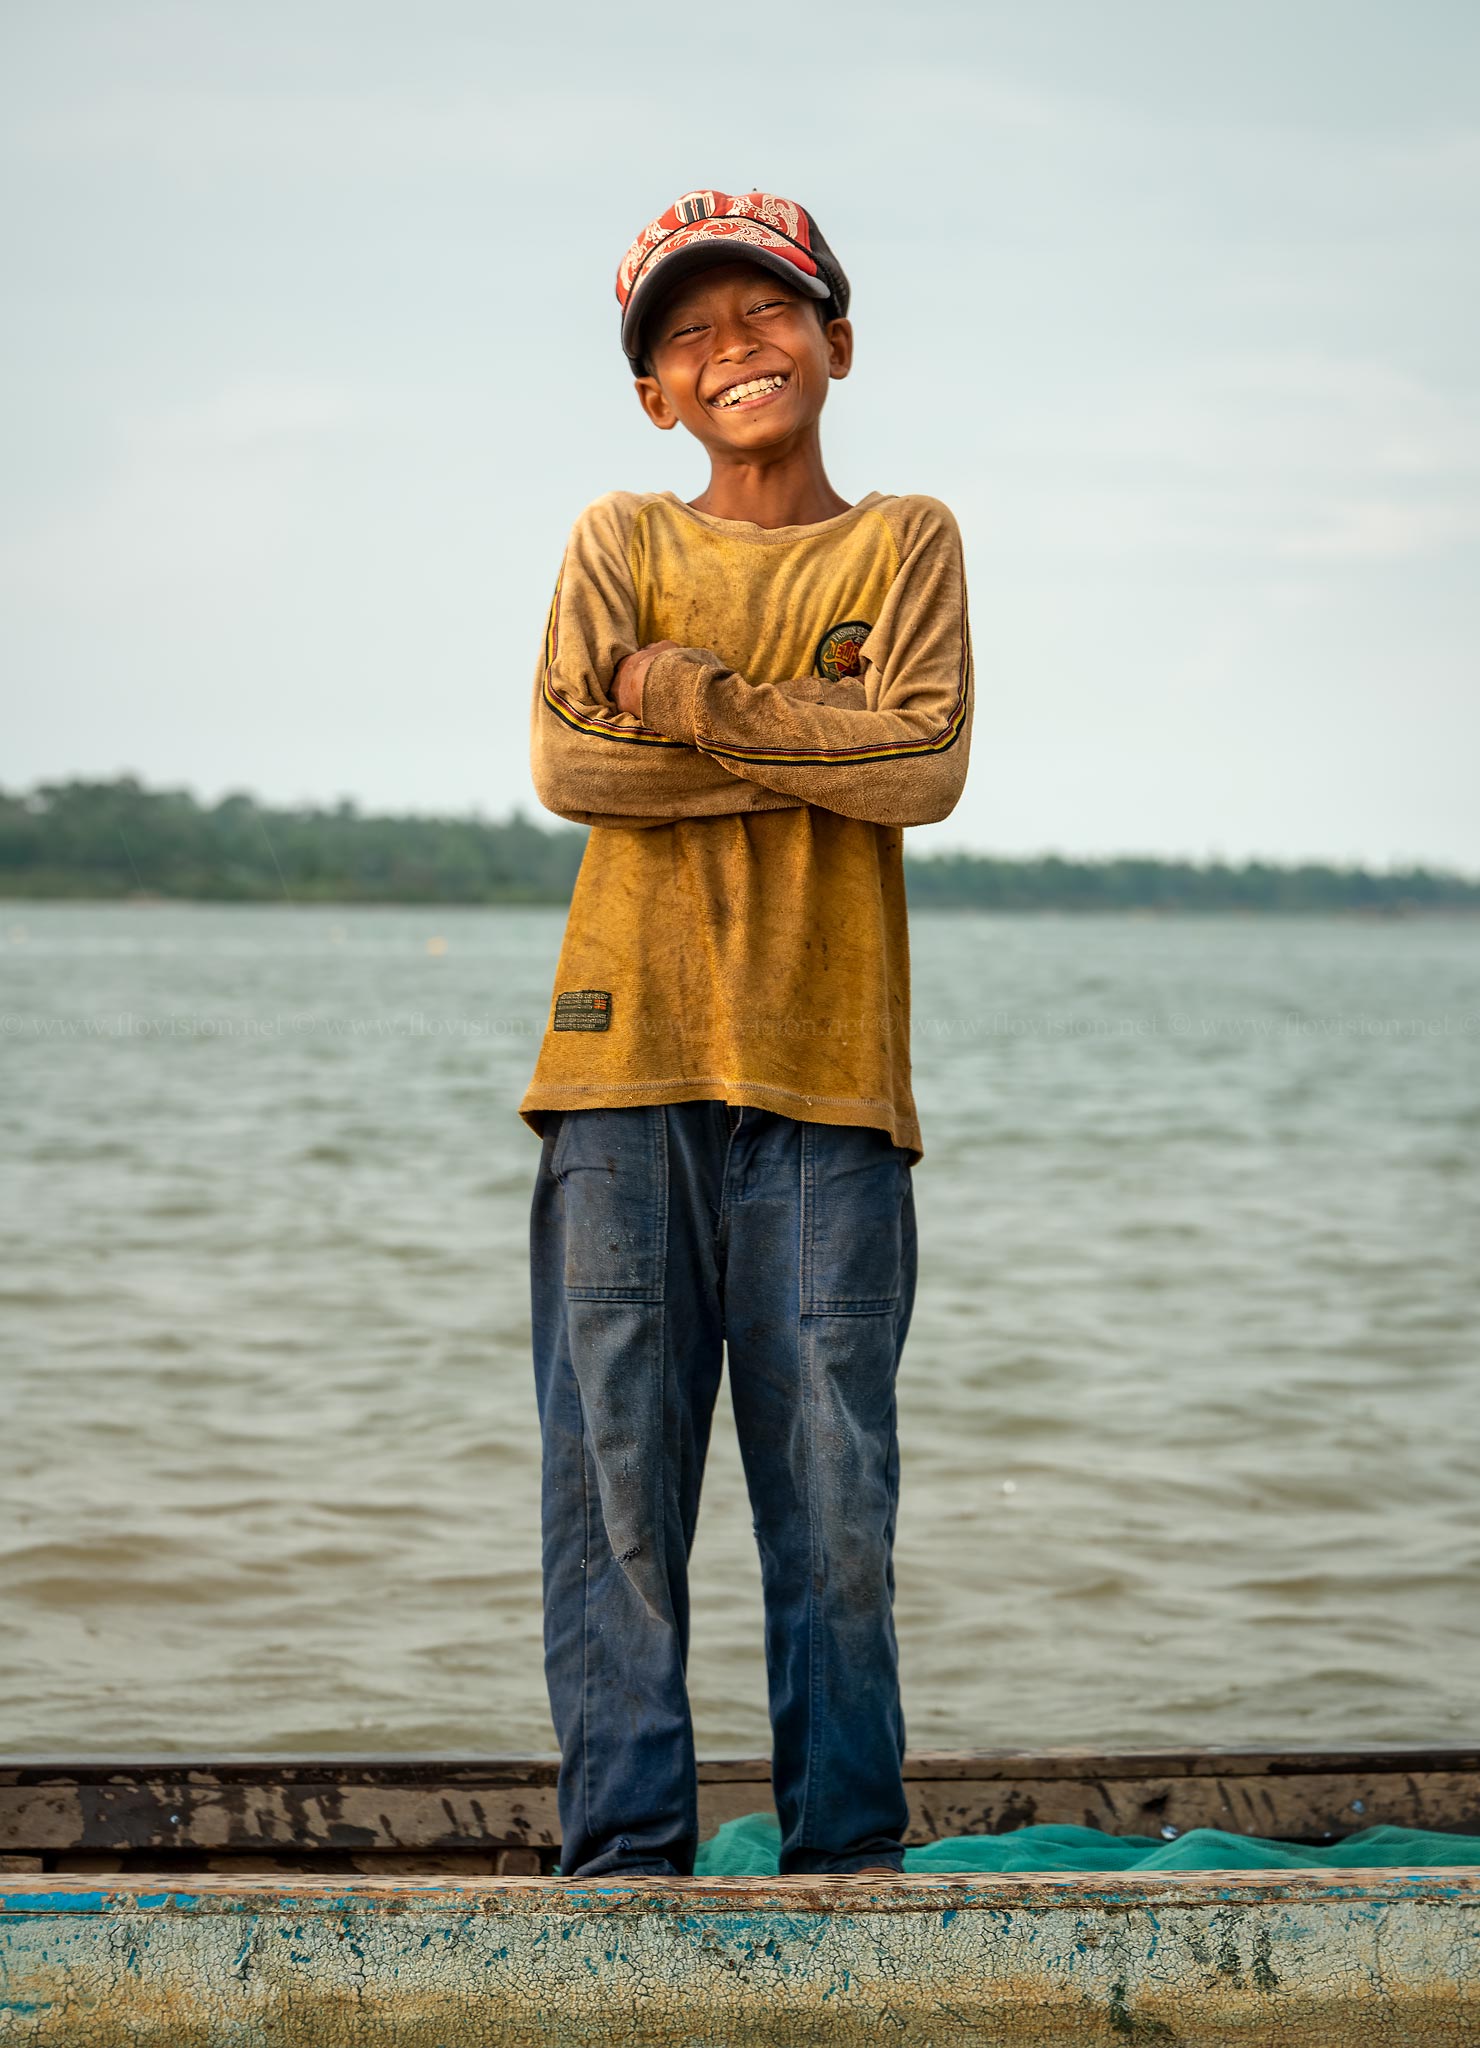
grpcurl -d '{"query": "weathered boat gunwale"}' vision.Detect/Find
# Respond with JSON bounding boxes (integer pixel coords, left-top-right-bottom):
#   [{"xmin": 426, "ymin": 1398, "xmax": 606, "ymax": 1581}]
[{"xmin": 4, "ymin": 1744, "xmax": 1479, "ymax": 1876}]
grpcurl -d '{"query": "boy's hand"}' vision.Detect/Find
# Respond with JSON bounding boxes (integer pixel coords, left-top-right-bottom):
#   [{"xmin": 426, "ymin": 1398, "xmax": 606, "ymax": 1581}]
[{"xmin": 612, "ymin": 641, "xmax": 680, "ymax": 720}]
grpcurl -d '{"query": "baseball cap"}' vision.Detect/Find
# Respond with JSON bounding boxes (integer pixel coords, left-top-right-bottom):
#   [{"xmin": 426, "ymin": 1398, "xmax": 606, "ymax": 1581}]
[{"xmin": 616, "ymin": 190, "xmax": 850, "ymax": 377}]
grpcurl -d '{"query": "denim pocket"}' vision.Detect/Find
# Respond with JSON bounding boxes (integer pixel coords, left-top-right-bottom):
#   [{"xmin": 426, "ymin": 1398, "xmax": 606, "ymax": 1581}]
[
  {"xmin": 554, "ymin": 1106, "xmax": 667, "ymax": 1303},
  {"xmin": 546, "ymin": 1108, "xmax": 571, "ymax": 1183},
  {"xmin": 801, "ymin": 1122, "xmax": 906, "ymax": 1315}
]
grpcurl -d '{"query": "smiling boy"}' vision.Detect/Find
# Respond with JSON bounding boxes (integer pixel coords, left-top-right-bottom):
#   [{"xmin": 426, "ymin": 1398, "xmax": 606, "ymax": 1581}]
[{"xmin": 520, "ymin": 190, "xmax": 973, "ymax": 1879}]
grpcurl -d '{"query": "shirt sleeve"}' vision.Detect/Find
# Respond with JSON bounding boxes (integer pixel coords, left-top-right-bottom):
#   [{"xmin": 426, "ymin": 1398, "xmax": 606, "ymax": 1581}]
[
  {"xmin": 529, "ymin": 493, "xmax": 811, "ymax": 833},
  {"xmin": 635, "ymin": 497, "xmax": 974, "ymax": 829}
]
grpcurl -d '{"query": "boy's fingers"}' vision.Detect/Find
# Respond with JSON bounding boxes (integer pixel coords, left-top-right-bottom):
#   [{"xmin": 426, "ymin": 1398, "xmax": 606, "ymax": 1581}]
[{"xmin": 614, "ymin": 640, "xmax": 676, "ymax": 679}]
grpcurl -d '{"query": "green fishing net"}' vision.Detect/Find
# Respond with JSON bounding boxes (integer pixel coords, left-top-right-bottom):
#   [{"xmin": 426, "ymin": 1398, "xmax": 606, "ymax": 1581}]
[{"xmin": 693, "ymin": 1813, "xmax": 1480, "ymax": 1876}]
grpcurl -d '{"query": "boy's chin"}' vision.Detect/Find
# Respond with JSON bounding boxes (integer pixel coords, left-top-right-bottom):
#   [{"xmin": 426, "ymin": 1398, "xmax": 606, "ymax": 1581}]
[{"xmin": 693, "ymin": 408, "xmax": 809, "ymax": 452}]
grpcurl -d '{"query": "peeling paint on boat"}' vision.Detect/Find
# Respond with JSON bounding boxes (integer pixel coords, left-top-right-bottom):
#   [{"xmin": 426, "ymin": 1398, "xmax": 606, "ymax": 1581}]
[{"xmin": 3, "ymin": 1866, "xmax": 1479, "ymax": 2044}]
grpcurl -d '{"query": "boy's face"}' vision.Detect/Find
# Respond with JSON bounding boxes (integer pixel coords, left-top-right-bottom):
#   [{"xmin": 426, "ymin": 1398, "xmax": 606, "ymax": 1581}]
[{"xmin": 633, "ymin": 261, "xmax": 853, "ymax": 452}]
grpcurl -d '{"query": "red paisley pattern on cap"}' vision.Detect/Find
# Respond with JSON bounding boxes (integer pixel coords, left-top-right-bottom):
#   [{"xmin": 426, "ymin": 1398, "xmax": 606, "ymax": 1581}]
[
  {"xmin": 630, "ymin": 219, "xmax": 819, "ymax": 298},
  {"xmin": 617, "ymin": 191, "xmax": 816, "ymax": 306}
]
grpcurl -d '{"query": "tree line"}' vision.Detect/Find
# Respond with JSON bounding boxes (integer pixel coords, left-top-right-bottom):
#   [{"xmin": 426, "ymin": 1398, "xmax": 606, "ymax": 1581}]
[{"xmin": 2, "ymin": 777, "xmax": 1475, "ymax": 914}]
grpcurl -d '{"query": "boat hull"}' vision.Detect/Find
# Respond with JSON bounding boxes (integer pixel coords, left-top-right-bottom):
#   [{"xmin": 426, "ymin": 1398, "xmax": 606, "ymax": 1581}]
[
  {"xmin": 3, "ymin": 1867, "xmax": 1478, "ymax": 2045},
  {"xmin": 4, "ymin": 1751, "xmax": 1479, "ymax": 2043},
  {"xmin": 4, "ymin": 1745, "xmax": 1479, "ymax": 1876}
]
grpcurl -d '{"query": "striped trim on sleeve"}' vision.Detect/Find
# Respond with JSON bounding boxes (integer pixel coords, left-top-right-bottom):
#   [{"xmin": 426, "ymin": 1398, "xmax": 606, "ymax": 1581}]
[{"xmin": 541, "ymin": 564, "xmax": 686, "ymax": 750}]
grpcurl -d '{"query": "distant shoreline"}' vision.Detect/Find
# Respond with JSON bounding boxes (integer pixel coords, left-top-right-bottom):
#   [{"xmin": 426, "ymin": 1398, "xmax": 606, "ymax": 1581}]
[
  {"xmin": 4, "ymin": 892, "xmax": 1477, "ymax": 919},
  {"xmin": 4, "ymin": 776, "xmax": 1478, "ymax": 916}
]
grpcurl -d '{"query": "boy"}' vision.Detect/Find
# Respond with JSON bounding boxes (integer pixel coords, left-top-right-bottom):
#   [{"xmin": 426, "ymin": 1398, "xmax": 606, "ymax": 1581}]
[{"xmin": 519, "ymin": 189, "xmax": 973, "ymax": 1878}]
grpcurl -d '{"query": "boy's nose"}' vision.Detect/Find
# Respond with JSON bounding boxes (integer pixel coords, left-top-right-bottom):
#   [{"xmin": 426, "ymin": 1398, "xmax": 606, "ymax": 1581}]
[{"xmin": 713, "ymin": 324, "xmax": 760, "ymax": 360}]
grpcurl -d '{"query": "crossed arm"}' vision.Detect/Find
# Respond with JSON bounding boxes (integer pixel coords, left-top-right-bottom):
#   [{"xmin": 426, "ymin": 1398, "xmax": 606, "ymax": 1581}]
[{"xmin": 529, "ymin": 494, "xmax": 972, "ymax": 833}]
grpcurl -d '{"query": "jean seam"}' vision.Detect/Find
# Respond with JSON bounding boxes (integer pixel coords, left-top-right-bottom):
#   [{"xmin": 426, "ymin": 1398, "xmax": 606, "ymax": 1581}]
[
  {"xmin": 651, "ymin": 1110, "xmax": 671, "ymax": 1645},
  {"xmin": 715, "ymin": 1104, "xmax": 741, "ymax": 1249},
  {"xmin": 798, "ymin": 1121, "xmax": 823, "ymax": 1854},
  {"xmin": 575, "ymin": 1376, "xmax": 593, "ymax": 1867}
]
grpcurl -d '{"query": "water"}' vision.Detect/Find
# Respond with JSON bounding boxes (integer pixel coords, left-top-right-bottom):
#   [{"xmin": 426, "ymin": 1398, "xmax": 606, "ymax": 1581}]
[{"xmin": 2, "ymin": 902, "xmax": 1477, "ymax": 1757}]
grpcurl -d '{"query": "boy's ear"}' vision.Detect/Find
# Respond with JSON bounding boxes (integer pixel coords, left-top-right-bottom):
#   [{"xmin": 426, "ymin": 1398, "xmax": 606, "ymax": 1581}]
[
  {"xmin": 825, "ymin": 316, "xmax": 854, "ymax": 381},
  {"xmin": 633, "ymin": 375, "xmax": 679, "ymax": 433}
]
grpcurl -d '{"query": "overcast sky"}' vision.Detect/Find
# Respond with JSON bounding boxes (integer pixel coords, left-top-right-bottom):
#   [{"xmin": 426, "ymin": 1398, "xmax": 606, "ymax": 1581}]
[{"xmin": 4, "ymin": 0, "xmax": 1477, "ymax": 864}]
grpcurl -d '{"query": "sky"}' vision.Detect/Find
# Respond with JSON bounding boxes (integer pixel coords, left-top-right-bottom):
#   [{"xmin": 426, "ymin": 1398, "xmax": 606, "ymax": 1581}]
[{"xmin": 3, "ymin": 0, "xmax": 1477, "ymax": 865}]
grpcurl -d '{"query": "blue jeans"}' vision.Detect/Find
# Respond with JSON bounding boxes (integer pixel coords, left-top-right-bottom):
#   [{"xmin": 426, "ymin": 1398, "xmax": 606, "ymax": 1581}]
[{"xmin": 529, "ymin": 1101, "xmax": 917, "ymax": 1878}]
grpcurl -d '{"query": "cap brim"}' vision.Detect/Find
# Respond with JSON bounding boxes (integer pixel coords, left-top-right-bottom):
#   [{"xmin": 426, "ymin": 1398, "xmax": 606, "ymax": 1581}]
[{"xmin": 622, "ymin": 240, "xmax": 831, "ymax": 374}]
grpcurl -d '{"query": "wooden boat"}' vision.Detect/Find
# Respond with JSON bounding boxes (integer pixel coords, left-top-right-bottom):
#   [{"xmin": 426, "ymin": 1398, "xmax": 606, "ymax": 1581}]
[{"xmin": 3, "ymin": 1745, "xmax": 1478, "ymax": 2043}]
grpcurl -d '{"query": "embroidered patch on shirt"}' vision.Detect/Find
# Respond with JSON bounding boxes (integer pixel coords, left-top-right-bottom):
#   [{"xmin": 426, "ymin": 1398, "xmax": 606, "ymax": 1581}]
[
  {"xmin": 553, "ymin": 989, "xmax": 612, "ymax": 1032},
  {"xmin": 815, "ymin": 619, "xmax": 871, "ymax": 681}
]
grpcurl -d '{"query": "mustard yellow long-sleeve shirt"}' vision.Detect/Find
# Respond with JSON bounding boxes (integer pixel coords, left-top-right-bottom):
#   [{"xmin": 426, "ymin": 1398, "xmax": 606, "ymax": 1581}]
[{"xmin": 518, "ymin": 488, "xmax": 973, "ymax": 1165}]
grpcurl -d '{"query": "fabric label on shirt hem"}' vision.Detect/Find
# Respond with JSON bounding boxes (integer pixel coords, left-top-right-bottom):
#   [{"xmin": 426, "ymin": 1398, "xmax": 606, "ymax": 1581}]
[{"xmin": 553, "ymin": 989, "xmax": 612, "ymax": 1032}]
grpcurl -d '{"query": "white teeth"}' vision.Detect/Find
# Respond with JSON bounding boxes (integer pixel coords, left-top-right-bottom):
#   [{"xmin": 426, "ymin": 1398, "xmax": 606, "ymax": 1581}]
[{"xmin": 713, "ymin": 374, "xmax": 786, "ymax": 408}]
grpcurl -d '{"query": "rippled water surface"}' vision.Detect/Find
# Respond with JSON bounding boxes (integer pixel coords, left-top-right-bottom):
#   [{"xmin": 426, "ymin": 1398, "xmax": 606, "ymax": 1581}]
[{"xmin": 2, "ymin": 902, "xmax": 1478, "ymax": 1755}]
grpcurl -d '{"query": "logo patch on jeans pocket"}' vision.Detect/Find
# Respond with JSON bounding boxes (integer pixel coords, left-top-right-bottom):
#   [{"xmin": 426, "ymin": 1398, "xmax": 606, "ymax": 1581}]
[{"xmin": 554, "ymin": 989, "xmax": 612, "ymax": 1032}]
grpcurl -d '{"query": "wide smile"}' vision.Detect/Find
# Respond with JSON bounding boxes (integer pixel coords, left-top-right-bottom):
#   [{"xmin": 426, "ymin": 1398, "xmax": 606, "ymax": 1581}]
[{"xmin": 708, "ymin": 372, "xmax": 790, "ymax": 413}]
